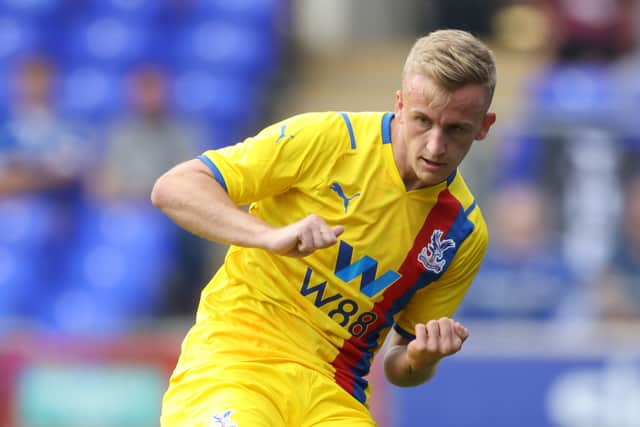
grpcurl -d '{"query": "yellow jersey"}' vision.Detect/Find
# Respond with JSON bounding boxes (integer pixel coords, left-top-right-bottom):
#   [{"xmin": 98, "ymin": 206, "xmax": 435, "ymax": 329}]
[{"xmin": 178, "ymin": 111, "xmax": 488, "ymax": 406}]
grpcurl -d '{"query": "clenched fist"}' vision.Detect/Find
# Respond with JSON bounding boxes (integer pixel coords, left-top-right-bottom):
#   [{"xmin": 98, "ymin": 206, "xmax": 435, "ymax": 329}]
[
  {"xmin": 406, "ymin": 317, "xmax": 469, "ymax": 371},
  {"xmin": 265, "ymin": 214, "xmax": 344, "ymax": 257}
]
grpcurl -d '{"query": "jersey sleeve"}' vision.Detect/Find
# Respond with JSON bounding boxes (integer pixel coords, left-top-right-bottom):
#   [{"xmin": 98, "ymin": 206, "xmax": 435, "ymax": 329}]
[
  {"xmin": 199, "ymin": 112, "xmax": 343, "ymax": 205},
  {"xmin": 393, "ymin": 213, "xmax": 489, "ymax": 339}
]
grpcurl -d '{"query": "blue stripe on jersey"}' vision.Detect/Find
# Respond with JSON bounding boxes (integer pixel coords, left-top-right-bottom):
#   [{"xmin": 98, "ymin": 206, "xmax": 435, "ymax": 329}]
[
  {"xmin": 446, "ymin": 169, "xmax": 457, "ymax": 185},
  {"xmin": 198, "ymin": 155, "xmax": 228, "ymax": 192},
  {"xmin": 352, "ymin": 353, "xmax": 373, "ymax": 403},
  {"xmin": 340, "ymin": 112, "xmax": 357, "ymax": 149},
  {"xmin": 465, "ymin": 200, "xmax": 478, "ymax": 216},
  {"xmin": 381, "ymin": 112, "xmax": 394, "ymax": 144}
]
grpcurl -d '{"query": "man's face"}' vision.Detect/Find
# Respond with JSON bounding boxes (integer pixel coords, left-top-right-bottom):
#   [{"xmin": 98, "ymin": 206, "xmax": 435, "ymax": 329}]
[{"xmin": 393, "ymin": 73, "xmax": 496, "ymax": 190}]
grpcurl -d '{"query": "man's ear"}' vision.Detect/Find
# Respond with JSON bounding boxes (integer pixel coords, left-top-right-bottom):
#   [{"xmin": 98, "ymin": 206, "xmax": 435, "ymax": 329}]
[
  {"xmin": 394, "ymin": 89, "xmax": 403, "ymax": 118},
  {"xmin": 475, "ymin": 112, "xmax": 496, "ymax": 140}
]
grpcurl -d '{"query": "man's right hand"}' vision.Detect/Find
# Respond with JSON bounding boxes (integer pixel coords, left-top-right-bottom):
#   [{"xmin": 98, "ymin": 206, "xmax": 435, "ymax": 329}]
[{"xmin": 265, "ymin": 214, "xmax": 344, "ymax": 257}]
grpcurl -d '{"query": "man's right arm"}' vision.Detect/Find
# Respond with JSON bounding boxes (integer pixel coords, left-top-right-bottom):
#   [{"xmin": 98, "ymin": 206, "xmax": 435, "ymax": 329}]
[{"xmin": 150, "ymin": 159, "xmax": 343, "ymax": 256}]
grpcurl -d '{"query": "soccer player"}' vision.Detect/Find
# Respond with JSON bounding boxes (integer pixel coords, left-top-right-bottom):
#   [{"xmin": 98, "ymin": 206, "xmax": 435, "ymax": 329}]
[{"xmin": 152, "ymin": 29, "xmax": 497, "ymax": 426}]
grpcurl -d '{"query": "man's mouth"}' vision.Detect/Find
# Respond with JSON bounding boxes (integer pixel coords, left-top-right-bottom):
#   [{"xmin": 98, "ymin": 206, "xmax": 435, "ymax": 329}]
[{"xmin": 421, "ymin": 157, "xmax": 447, "ymax": 167}]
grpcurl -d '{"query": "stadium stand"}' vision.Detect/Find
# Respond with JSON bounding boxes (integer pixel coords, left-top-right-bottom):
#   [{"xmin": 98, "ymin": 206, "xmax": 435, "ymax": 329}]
[{"xmin": 0, "ymin": 0, "xmax": 286, "ymax": 333}]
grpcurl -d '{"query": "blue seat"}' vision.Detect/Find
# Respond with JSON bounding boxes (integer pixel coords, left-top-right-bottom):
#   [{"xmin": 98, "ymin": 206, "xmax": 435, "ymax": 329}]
[
  {"xmin": 171, "ymin": 68, "xmax": 257, "ymax": 124},
  {"xmin": 0, "ymin": 196, "xmax": 59, "ymax": 252},
  {"xmin": 0, "ymin": 196, "xmax": 78, "ymax": 320},
  {"xmin": 0, "ymin": 246, "xmax": 38, "ymax": 318},
  {"xmin": 192, "ymin": 0, "xmax": 283, "ymax": 29},
  {"xmin": 61, "ymin": 15, "xmax": 157, "ymax": 70},
  {"xmin": 0, "ymin": 16, "xmax": 43, "ymax": 67},
  {"xmin": 74, "ymin": 200, "xmax": 176, "ymax": 251},
  {"xmin": 70, "ymin": 201, "xmax": 176, "ymax": 283},
  {"xmin": 42, "ymin": 286, "xmax": 135, "ymax": 335},
  {"xmin": 613, "ymin": 66, "xmax": 640, "ymax": 139},
  {"xmin": 60, "ymin": 242, "xmax": 169, "ymax": 313},
  {"xmin": 45, "ymin": 200, "xmax": 177, "ymax": 333},
  {"xmin": 0, "ymin": 0, "xmax": 61, "ymax": 21},
  {"xmin": 528, "ymin": 64, "xmax": 616, "ymax": 124},
  {"xmin": 83, "ymin": 0, "xmax": 164, "ymax": 21},
  {"xmin": 0, "ymin": 69, "xmax": 8, "ymax": 118},
  {"xmin": 58, "ymin": 65, "xmax": 124, "ymax": 122},
  {"xmin": 172, "ymin": 20, "xmax": 276, "ymax": 80}
]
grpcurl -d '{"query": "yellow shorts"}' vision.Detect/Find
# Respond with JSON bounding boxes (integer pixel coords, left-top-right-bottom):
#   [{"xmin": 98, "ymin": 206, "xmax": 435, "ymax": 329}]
[{"xmin": 160, "ymin": 361, "xmax": 377, "ymax": 427}]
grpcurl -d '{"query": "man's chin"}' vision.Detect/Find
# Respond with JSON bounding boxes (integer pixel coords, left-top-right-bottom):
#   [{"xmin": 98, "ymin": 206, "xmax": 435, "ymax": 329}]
[{"xmin": 413, "ymin": 174, "xmax": 445, "ymax": 189}]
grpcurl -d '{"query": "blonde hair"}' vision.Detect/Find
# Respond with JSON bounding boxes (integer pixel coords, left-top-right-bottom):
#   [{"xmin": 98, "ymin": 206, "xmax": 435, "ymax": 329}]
[{"xmin": 402, "ymin": 29, "xmax": 497, "ymax": 105}]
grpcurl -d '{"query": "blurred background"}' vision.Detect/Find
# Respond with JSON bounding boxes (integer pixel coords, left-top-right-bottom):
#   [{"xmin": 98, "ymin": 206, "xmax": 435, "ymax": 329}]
[{"xmin": 0, "ymin": 0, "xmax": 639, "ymax": 426}]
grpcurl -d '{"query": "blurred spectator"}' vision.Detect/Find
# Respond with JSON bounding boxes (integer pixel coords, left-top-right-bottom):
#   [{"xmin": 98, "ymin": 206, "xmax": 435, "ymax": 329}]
[
  {"xmin": 90, "ymin": 64, "xmax": 203, "ymax": 199},
  {"xmin": 541, "ymin": 0, "xmax": 635, "ymax": 62},
  {"xmin": 490, "ymin": 0, "xmax": 638, "ymax": 283},
  {"xmin": 88, "ymin": 64, "xmax": 220, "ymax": 316},
  {"xmin": 499, "ymin": 115, "xmax": 629, "ymax": 281},
  {"xmin": 0, "ymin": 55, "xmax": 89, "ymax": 196},
  {"xmin": 458, "ymin": 184, "xmax": 588, "ymax": 321},
  {"xmin": 593, "ymin": 174, "xmax": 640, "ymax": 319}
]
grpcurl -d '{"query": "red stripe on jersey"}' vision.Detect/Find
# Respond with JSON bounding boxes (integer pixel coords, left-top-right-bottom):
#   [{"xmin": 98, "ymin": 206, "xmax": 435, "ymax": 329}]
[{"xmin": 331, "ymin": 188, "xmax": 463, "ymax": 398}]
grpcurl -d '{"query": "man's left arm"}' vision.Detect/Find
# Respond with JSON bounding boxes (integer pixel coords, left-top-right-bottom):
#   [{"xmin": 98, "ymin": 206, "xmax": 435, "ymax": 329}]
[
  {"xmin": 384, "ymin": 213, "xmax": 487, "ymax": 386},
  {"xmin": 383, "ymin": 318, "xmax": 469, "ymax": 387}
]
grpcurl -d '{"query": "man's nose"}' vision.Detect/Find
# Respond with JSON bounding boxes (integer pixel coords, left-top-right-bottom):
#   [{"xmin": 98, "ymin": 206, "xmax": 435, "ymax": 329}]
[{"xmin": 425, "ymin": 128, "xmax": 446, "ymax": 157}]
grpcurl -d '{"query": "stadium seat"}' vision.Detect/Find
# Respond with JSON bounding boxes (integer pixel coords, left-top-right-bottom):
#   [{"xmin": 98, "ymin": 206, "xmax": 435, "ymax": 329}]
[
  {"xmin": 83, "ymin": 0, "xmax": 163, "ymax": 21},
  {"xmin": 0, "ymin": 246, "xmax": 38, "ymax": 318},
  {"xmin": 58, "ymin": 65, "xmax": 124, "ymax": 122},
  {"xmin": 69, "ymin": 201, "xmax": 176, "ymax": 281},
  {"xmin": 172, "ymin": 68, "xmax": 257, "ymax": 123},
  {"xmin": 74, "ymin": 200, "xmax": 175, "ymax": 250},
  {"xmin": 45, "ymin": 200, "xmax": 177, "ymax": 333},
  {"xmin": 613, "ymin": 62, "xmax": 640, "ymax": 140},
  {"xmin": 192, "ymin": 0, "xmax": 283, "ymax": 29},
  {"xmin": 59, "ymin": 242, "xmax": 167, "ymax": 314},
  {"xmin": 0, "ymin": 196, "xmax": 60, "ymax": 318},
  {"xmin": 172, "ymin": 20, "xmax": 276, "ymax": 81},
  {"xmin": 45, "ymin": 287, "xmax": 132, "ymax": 334},
  {"xmin": 0, "ymin": 196, "xmax": 59, "ymax": 252},
  {"xmin": 0, "ymin": 16, "xmax": 43, "ymax": 68},
  {"xmin": 0, "ymin": 0, "xmax": 60, "ymax": 21},
  {"xmin": 528, "ymin": 64, "xmax": 616, "ymax": 123},
  {"xmin": 0, "ymin": 67, "xmax": 9, "ymax": 117},
  {"xmin": 61, "ymin": 15, "xmax": 158, "ymax": 70}
]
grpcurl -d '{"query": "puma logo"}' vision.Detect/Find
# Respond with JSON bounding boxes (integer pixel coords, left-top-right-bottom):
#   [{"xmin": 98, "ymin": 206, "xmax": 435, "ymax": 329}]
[
  {"xmin": 276, "ymin": 124, "xmax": 295, "ymax": 143},
  {"xmin": 330, "ymin": 182, "xmax": 361, "ymax": 213}
]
